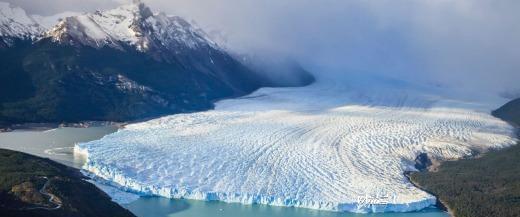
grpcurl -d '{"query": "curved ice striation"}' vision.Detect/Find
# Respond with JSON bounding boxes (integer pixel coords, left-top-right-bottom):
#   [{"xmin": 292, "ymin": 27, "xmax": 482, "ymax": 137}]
[{"xmin": 76, "ymin": 77, "xmax": 517, "ymax": 213}]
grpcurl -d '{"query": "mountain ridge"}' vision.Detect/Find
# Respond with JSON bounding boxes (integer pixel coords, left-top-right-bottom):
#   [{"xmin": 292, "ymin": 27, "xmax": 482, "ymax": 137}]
[
  {"xmin": 0, "ymin": 2, "xmax": 42, "ymax": 47},
  {"xmin": 0, "ymin": 1, "xmax": 314, "ymax": 126}
]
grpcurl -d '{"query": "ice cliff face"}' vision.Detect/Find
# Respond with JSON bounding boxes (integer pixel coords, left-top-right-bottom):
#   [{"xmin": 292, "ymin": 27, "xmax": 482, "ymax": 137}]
[{"xmin": 76, "ymin": 77, "xmax": 517, "ymax": 213}]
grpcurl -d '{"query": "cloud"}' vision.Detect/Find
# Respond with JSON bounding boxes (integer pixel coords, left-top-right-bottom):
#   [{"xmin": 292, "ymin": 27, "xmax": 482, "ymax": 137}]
[
  {"xmin": 149, "ymin": 0, "xmax": 520, "ymax": 93},
  {"xmin": 5, "ymin": 0, "xmax": 520, "ymax": 94},
  {"xmin": 4, "ymin": 0, "xmax": 119, "ymax": 15}
]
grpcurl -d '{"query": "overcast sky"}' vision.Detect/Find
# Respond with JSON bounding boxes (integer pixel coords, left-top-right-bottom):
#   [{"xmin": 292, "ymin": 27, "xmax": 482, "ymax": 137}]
[{"xmin": 6, "ymin": 0, "xmax": 520, "ymax": 94}]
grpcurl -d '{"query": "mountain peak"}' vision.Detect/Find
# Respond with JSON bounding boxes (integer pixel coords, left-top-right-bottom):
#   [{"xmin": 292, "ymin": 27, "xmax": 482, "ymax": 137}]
[
  {"xmin": 115, "ymin": 0, "xmax": 153, "ymax": 20},
  {"xmin": 0, "ymin": 0, "xmax": 218, "ymax": 53},
  {"xmin": 45, "ymin": 1, "xmax": 219, "ymax": 56},
  {"xmin": 0, "ymin": 2, "xmax": 42, "ymax": 42},
  {"xmin": 136, "ymin": 2, "xmax": 153, "ymax": 19}
]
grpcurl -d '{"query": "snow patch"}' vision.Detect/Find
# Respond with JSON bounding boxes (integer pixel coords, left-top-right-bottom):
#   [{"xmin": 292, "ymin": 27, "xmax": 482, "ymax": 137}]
[
  {"xmin": 44, "ymin": 2, "xmax": 219, "ymax": 52},
  {"xmin": 32, "ymin": 11, "xmax": 81, "ymax": 29},
  {"xmin": 85, "ymin": 175, "xmax": 140, "ymax": 205},
  {"xmin": 0, "ymin": 2, "xmax": 42, "ymax": 40}
]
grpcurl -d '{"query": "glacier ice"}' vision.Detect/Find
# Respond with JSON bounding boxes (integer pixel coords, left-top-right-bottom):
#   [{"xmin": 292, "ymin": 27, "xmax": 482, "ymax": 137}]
[
  {"xmin": 76, "ymin": 77, "xmax": 517, "ymax": 213},
  {"xmin": 86, "ymin": 178, "xmax": 140, "ymax": 205}
]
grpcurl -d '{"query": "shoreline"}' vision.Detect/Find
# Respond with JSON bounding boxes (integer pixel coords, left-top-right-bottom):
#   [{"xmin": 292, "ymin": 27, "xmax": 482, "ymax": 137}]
[
  {"xmin": 0, "ymin": 79, "xmax": 317, "ymax": 133},
  {"xmin": 404, "ymin": 171, "xmax": 454, "ymax": 216},
  {"xmin": 77, "ymin": 143, "xmax": 441, "ymax": 214},
  {"xmin": 0, "ymin": 124, "xmax": 450, "ymax": 215},
  {"xmin": 406, "ymin": 117, "xmax": 519, "ymax": 217},
  {"xmin": 0, "ymin": 121, "xmax": 127, "ymax": 133},
  {"xmin": 405, "ymin": 133, "xmax": 518, "ymax": 217},
  {"xmin": 0, "ymin": 148, "xmax": 137, "ymax": 217}
]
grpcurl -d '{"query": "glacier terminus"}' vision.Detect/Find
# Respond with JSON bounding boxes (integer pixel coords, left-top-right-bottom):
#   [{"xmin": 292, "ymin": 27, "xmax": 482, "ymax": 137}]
[{"xmin": 76, "ymin": 76, "xmax": 517, "ymax": 213}]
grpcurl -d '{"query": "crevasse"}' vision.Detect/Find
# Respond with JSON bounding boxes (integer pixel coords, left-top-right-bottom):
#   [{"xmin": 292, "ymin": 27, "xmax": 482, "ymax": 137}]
[{"xmin": 76, "ymin": 77, "xmax": 517, "ymax": 213}]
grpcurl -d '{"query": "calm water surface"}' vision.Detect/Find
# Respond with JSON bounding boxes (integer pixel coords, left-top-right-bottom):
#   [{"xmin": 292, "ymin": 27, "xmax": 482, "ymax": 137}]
[
  {"xmin": 0, "ymin": 127, "xmax": 449, "ymax": 217},
  {"xmin": 126, "ymin": 197, "xmax": 447, "ymax": 217}
]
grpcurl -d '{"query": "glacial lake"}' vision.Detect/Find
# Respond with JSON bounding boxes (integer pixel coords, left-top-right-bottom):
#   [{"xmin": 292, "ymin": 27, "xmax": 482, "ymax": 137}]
[{"xmin": 0, "ymin": 126, "xmax": 449, "ymax": 217}]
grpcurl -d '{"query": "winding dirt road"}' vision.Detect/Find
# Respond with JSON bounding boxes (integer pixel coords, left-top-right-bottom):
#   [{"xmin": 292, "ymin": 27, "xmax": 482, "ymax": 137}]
[{"xmin": 25, "ymin": 177, "xmax": 62, "ymax": 210}]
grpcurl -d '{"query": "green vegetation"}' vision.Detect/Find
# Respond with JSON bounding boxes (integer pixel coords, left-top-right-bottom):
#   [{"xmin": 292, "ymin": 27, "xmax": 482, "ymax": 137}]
[
  {"xmin": 0, "ymin": 38, "xmax": 271, "ymax": 126},
  {"xmin": 410, "ymin": 98, "xmax": 520, "ymax": 217},
  {"xmin": 0, "ymin": 149, "xmax": 136, "ymax": 217}
]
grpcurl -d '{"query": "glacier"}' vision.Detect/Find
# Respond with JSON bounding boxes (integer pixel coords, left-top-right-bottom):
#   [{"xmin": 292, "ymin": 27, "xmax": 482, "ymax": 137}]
[{"xmin": 76, "ymin": 76, "xmax": 517, "ymax": 213}]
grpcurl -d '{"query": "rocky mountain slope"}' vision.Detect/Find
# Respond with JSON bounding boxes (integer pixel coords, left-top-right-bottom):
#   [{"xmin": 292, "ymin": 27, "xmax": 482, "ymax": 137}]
[
  {"xmin": 493, "ymin": 98, "xmax": 520, "ymax": 127},
  {"xmin": 0, "ymin": 1, "xmax": 314, "ymax": 126},
  {"xmin": 0, "ymin": 149, "xmax": 136, "ymax": 217},
  {"xmin": 0, "ymin": 2, "xmax": 42, "ymax": 47}
]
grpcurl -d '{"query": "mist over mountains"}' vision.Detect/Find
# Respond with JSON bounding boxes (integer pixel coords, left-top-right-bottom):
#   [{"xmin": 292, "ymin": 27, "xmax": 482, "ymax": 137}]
[
  {"xmin": 1, "ymin": 1, "xmax": 518, "ymax": 214},
  {"xmin": 0, "ymin": 1, "xmax": 313, "ymax": 125},
  {"xmin": 8, "ymin": 0, "xmax": 518, "ymax": 95}
]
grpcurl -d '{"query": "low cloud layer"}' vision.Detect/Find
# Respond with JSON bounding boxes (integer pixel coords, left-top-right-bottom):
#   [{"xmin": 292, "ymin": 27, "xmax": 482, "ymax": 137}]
[{"xmin": 6, "ymin": 0, "xmax": 520, "ymax": 94}]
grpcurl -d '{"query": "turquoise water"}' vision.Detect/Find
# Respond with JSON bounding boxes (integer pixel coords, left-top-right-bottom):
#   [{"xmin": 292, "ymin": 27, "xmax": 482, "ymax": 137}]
[
  {"xmin": 0, "ymin": 127, "xmax": 449, "ymax": 217},
  {"xmin": 125, "ymin": 197, "xmax": 448, "ymax": 217},
  {"xmin": 0, "ymin": 126, "xmax": 118, "ymax": 168}
]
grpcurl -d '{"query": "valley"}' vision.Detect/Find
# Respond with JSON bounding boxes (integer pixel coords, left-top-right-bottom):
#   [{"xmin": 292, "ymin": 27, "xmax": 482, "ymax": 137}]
[{"xmin": 0, "ymin": 0, "xmax": 518, "ymax": 216}]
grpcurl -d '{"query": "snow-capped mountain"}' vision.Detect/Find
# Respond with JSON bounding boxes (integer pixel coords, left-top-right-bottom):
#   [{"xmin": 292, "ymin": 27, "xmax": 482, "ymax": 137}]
[
  {"xmin": 46, "ymin": 2, "xmax": 221, "ymax": 61},
  {"xmin": 32, "ymin": 11, "xmax": 81, "ymax": 29},
  {"xmin": 0, "ymin": 2, "xmax": 42, "ymax": 46},
  {"xmin": 0, "ymin": 1, "xmax": 314, "ymax": 125},
  {"xmin": 1, "ymin": 1, "xmax": 221, "ymax": 55}
]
